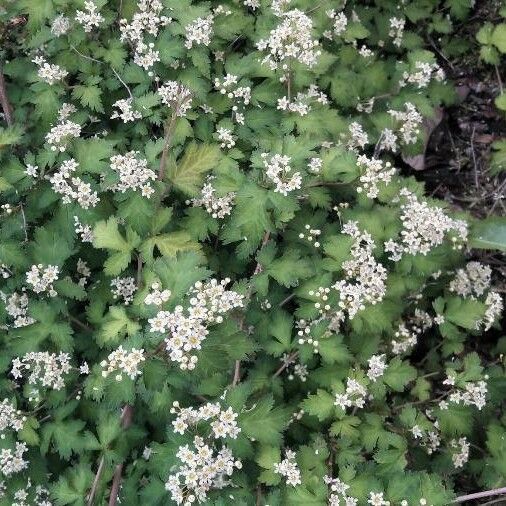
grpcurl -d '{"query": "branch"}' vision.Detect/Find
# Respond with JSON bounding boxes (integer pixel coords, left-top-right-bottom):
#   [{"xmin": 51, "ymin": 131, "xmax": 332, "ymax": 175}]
[
  {"xmin": 158, "ymin": 112, "xmax": 177, "ymax": 180},
  {"xmin": 453, "ymin": 487, "xmax": 506, "ymax": 503},
  {"xmin": 108, "ymin": 405, "xmax": 134, "ymax": 506},
  {"xmin": 273, "ymin": 351, "xmax": 298, "ymax": 378},
  {"xmin": 0, "ymin": 64, "xmax": 13, "ymax": 126},
  {"xmin": 87, "ymin": 456, "xmax": 105, "ymax": 506}
]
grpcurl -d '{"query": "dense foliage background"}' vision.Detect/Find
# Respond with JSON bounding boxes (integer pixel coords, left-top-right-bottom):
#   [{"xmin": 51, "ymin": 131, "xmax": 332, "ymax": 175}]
[{"xmin": 0, "ymin": 0, "xmax": 504, "ymax": 505}]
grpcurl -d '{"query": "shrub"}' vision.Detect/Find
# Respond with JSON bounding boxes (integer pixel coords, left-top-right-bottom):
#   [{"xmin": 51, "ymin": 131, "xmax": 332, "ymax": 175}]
[{"xmin": 0, "ymin": 1, "xmax": 504, "ymax": 505}]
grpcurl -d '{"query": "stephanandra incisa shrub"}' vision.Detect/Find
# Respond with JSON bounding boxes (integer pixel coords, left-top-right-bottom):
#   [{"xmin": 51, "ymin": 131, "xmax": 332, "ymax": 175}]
[{"xmin": 0, "ymin": 0, "xmax": 504, "ymax": 504}]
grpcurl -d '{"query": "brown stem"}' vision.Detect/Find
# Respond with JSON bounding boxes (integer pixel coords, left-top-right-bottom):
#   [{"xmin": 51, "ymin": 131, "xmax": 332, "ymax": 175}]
[
  {"xmin": 108, "ymin": 405, "xmax": 134, "ymax": 506},
  {"xmin": 453, "ymin": 487, "xmax": 506, "ymax": 503},
  {"xmin": 69, "ymin": 315, "xmax": 93, "ymax": 333},
  {"xmin": 232, "ymin": 360, "xmax": 241, "ymax": 386},
  {"xmin": 0, "ymin": 64, "xmax": 13, "ymax": 126},
  {"xmin": 273, "ymin": 351, "xmax": 299, "ymax": 378},
  {"xmin": 158, "ymin": 113, "xmax": 177, "ymax": 180},
  {"xmin": 87, "ymin": 456, "xmax": 105, "ymax": 506}
]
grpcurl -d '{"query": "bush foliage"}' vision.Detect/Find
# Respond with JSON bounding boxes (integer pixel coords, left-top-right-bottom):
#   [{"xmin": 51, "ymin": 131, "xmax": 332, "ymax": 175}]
[{"xmin": 0, "ymin": 0, "xmax": 504, "ymax": 505}]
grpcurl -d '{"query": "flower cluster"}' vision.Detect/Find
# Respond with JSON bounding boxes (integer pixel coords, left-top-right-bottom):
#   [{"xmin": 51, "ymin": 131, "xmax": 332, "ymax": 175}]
[
  {"xmin": 109, "ymin": 151, "xmax": 156, "ymax": 197},
  {"xmin": 216, "ymin": 127, "xmax": 235, "ymax": 149},
  {"xmin": 100, "ymin": 346, "xmax": 145, "ymax": 381},
  {"xmin": 449, "ymin": 261, "xmax": 492, "ymax": 298},
  {"xmin": 391, "ymin": 310, "xmax": 433, "ymax": 355},
  {"xmin": 74, "ymin": 216, "xmax": 94, "ymax": 243},
  {"xmin": 299, "ymin": 224, "xmax": 321, "ymax": 248},
  {"xmin": 483, "ymin": 291, "xmax": 503, "ymax": 331},
  {"xmin": 277, "ymin": 85, "xmax": 328, "ymax": 116},
  {"xmin": 51, "ymin": 14, "xmax": 71, "ymax": 36},
  {"xmin": 214, "ymin": 74, "xmax": 251, "ymax": 124},
  {"xmin": 443, "ymin": 373, "xmax": 488, "ymax": 410},
  {"xmin": 346, "ymin": 122, "xmax": 369, "ymax": 151},
  {"xmin": 326, "ymin": 10, "xmax": 348, "ymax": 37},
  {"xmin": 332, "ymin": 221, "xmax": 387, "ymax": 321},
  {"xmin": 334, "ymin": 378, "xmax": 368, "ymax": 412},
  {"xmin": 257, "ymin": 9, "xmax": 321, "ymax": 73},
  {"xmin": 75, "ymin": 1, "xmax": 104, "ymax": 32},
  {"xmin": 356, "ymin": 155, "xmax": 396, "ymax": 198},
  {"xmin": 389, "ymin": 17, "xmax": 405, "ymax": 47},
  {"xmin": 166, "ymin": 401, "xmax": 242, "ymax": 504},
  {"xmin": 388, "ymin": 103, "xmax": 423, "ymax": 145},
  {"xmin": 4, "ymin": 292, "xmax": 35, "ymax": 328},
  {"xmin": 11, "ymin": 352, "xmax": 72, "ymax": 391},
  {"xmin": 25, "ymin": 265, "xmax": 59, "ymax": 296},
  {"xmin": 308, "ymin": 157, "xmax": 322, "ymax": 173},
  {"xmin": 384, "ymin": 189, "xmax": 468, "ymax": 261},
  {"xmin": 0, "ymin": 399, "xmax": 26, "ymax": 438},
  {"xmin": 171, "ymin": 401, "xmax": 240, "ymax": 439},
  {"xmin": 189, "ymin": 179, "xmax": 235, "ymax": 218},
  {"xmin": 185, "ymin": 15, "xmax": 214, "ymax": 49},
  {"xmin": 111, "ymin": 98, "xmax": 142, "ymax": 123},
  {"xmin": 111, "ymin": 276, "xmax": 137, "ymax": 305},
  {"xmin": 262, "ymin": 153, "xmax": 302, "ymax": 196},
  {"xmin": 144, "ymin": 282, "xmax": 171, "ymax": 306},
  {"xmin": 148, "ymin": 279, "xmax": 243, "ymax": 369},
  {"xmin": 450, "ymin": 437, "xmax": 470, "ymax": 469},
  {"xmin": 368, "ymin": 492, "xmax": 390, "ymax": 506},
  {"xmin": 324, "ymin": 475, "xmax": 358, "ymax": 506},
  {"xmin": 400, "ymin": 61, "xmax": 445, "ymax": 88},
  {"xmin": 9, "ymin": 481, "xmax": 52, "ymax": 506},
  {"xmin": 48, "ymin": 159, "xmax": 99, "ymax": 208},
  {"xmin": 367, "ymin": 354, "xmax": 387, "ymax": 382},
  {"xmin": 273, "ymin": 450, "xmax": 301, "ymax": 486},
  {"xmin": 0, "ymin": 442, "xmax": 29, "ymax": 477},
  {"xmin": 119, "ymin": 0, "xmax": 171, "ymax": 70},
  {"xmin": 32, "ymin": 56, "xmax": 68, "ymax": 85},
  {"xmin": 158, "ymin": 81, "xmax": 193, "ymax": 117},
  {"xmin": 45, "ymin": 118, "xmax": 81, "ymax": 152}
]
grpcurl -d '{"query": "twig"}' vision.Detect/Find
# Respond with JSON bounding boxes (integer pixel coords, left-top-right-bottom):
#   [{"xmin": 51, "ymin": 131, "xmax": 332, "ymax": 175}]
[
  {"xmin": 278, "ymin": 293, "xmax": 295, "ymax": 307},
  {"xmin": 19, "ymin": 202, "xmax": 28, "ymax": 242},
  {"xmin": 495, "ymin": 65, "xmax": 504, "ymax": 95},
  {"xmin": 470, "ymin": 125, "xmax": 479, "ymax": 189},
  {"xmin": 69, "ymin": 315, "xmax": 93, "ymax": 333},
  {"xmin": 273, "ymin": 351, "xmax": 298, "ymax": 378},
  {"xmin": 108, "ymin": 405, "xmax": 134, "ymax": 506},
  {"xmin": 158, "ymin": 112, "xmax": 177, "ymax": 180},
  {"xmin": 70, "ymin": 45, "xmax": 133, "ymax": 99},
  {"xmin": 232, "ymin": 360, "xmax": 241, "ymax": 386},
  {"xmin": 0, "ymin": 64, "xmax": 13, "ymax": 126},
  {"xmin": 453, "ymin": 487, "xmax": 506, "ymax": 503},
  {"xmin": 87, "ymin": 456, "xmax": 105, "ymax": 506}
]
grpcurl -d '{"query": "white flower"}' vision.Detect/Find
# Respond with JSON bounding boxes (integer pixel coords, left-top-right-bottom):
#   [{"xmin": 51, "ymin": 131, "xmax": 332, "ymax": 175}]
[
  {"xmin": 25, "ymin": 264, "xmax": 59, "ymax": 296},
  {"xmin": 262, "ymin": 152, "xmax": 302, "ymax": 196},
  {"xmin": 185, "ymin": 15, "xmax": 214, "ymax": 49},
  {"xmin": 111, "ymin": 98, "xmax": 142, "ymax": 123},
  {"xmin": 158, "ymin": 81, "xmax": 193, "ymax": 117},
  {"xmin": 189, "ymin": 178, "xmax": 235, "ymax": 219},
  {"xmin": 75, "ymin": 1, "xmax": 104, "ymax": 32},
  {"xmin": 51, "ymin": 14, "xmax": 71, "ymax": 36},
  {"xmin": 273, "ymin": 450, "xmax": 301, "ymax": 486},
  {"xmin": 367, "ymin": 354, "xmax": 387, "ymax": 382},
  {"xmin": 101, "ymin": 346, "xmax": 145, "ymax": 380},
  {"xmin": 109, "ymin": 151, "xmax": 156, "ymax": 197},
  {"xmin": 111, "ymin": 276, "xmax": 137, "ymax": 304},
  {"xmin": 257, "ymin": 9, "xmax": 321, "ymax": 72},
  {"xmin": 32, "ymin": 56, "xmax": 68, "ymax": 85},
  {"xmin": 11, "ymin": 352, "xmax": 71, "ymax": 390}
]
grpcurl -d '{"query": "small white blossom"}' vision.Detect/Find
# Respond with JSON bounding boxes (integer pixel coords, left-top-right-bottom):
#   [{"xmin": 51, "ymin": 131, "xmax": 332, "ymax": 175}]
[
  {"xmin": 51, "ymin": 14, "xmax": 71, "ymax": 36},
  {"xmin": 111, "ymin": 276, "xmax": 137, "ymax": 305},
  {"xmin": 110, "ymin": 151, "xmax": 156, "ymax": 197},
  {"xmin": 262, "ymin": 153, "xmax": 301, "ymax": 196},
  {"xmin": 273, "ymin": 450, "xmax": 301, "ymax": 486},
  {"xmin": 158, "ymin": 81, "xmax": 192, "ymax": 117},
  {"xmin": 25, "ymin": 264, "xmax": 59, "ymax": 296},
  {"xmin": 11, "ymin": 352, "xmax": 71, "ymax": 390},
  {"xmin": 75, "ymin": 1, "xmax": 104, "ymax": 32},
  {"xmin": 100, "ymin": 346, "xmax": 145, "ymax": 381},
  {"xmin": 32, "ymin": 56, "xmax": 68, "ymax": 85}
]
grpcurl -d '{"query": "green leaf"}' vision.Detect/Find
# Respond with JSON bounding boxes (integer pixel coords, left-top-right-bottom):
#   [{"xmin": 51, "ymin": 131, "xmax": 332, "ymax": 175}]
[
  {"xmin": 491, "ymin": 24, "xmax": 506, "ymax": 53},
  {"xmin": 470, "ymin": 217, "xmax": 506, "ymax": 251},
  {"xmin": 168, "ymin": 142, "xmax": 221, "ymax": 195},
  {"xmin": 383, "ymin": 358, "xmax": 416, "ymax": 392},
  {"xmin": 140, "ymin": 231, "xmax": 201, "ymax": 262},
  {"xmin": 303, "ymin": 389, "xmax": 335, "ymax": 421},
  {"xmin": 97, "ymin": 306, "xmax": 141, "ymax": 347},
  {"xmin": 239, "ymin": 396, "xmax": 290, "ymax": 445}
]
